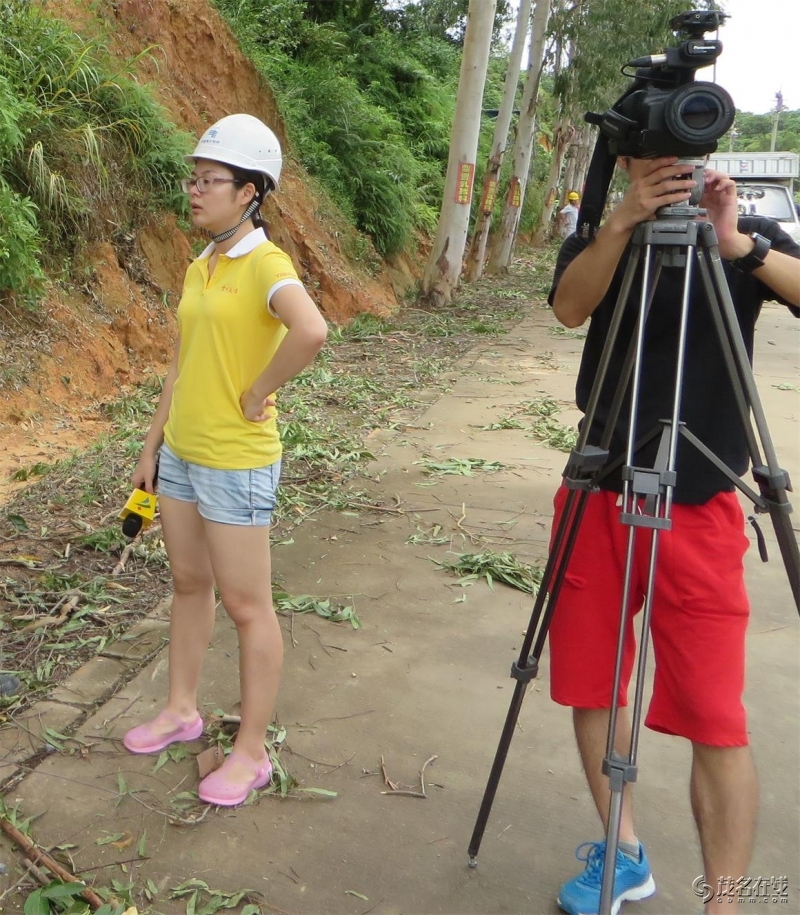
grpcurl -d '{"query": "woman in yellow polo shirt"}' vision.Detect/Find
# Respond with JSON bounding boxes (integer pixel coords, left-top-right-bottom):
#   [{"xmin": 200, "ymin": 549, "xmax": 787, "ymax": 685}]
[{"xmin": 124, "ymin": 114, "xmax": 328, "ymax": 806}]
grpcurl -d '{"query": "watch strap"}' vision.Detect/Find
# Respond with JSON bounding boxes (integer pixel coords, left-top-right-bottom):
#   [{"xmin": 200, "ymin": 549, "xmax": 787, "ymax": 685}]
[{"xmin": 730, "ymin": 232, "xmax": 771, "ymax": 273}]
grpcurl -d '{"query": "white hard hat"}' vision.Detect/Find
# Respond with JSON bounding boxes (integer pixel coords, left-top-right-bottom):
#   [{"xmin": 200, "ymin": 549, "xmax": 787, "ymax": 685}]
[{"xmin": 187, "ymin": 113, "xmax": 282, "ymax": 189}]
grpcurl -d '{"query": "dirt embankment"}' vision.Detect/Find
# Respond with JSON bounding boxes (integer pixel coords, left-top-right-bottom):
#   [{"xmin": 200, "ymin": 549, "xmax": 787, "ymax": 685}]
[{"xmin": 0, "ymin": 0, "xmax": 418, "ymax": 489}]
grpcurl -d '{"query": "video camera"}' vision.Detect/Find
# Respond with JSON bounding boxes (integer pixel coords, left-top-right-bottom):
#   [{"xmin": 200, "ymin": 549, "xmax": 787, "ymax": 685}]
[
  {"xmin": 588, "ymin": 10, "xmax": 734, "ymax": 159},
  {"xmin": 578, "ymin": 10, "xmax": 735, "ymax": 236}
]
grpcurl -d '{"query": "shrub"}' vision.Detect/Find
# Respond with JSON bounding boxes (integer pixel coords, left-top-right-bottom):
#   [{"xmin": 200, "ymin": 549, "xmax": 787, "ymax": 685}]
[{"xmin": 0, "ymin": 0, "xmax": 191, "ymax": 299}]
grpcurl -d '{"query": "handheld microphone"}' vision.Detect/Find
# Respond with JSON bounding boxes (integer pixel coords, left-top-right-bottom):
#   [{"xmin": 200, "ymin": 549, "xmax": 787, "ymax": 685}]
[
  {"xmin": 120, "ymin": 459, "xmax": 159, "ymax": 539},
  {"xmin": 119, "ymin": 489, "xmax": 157, "ymax": 538}
]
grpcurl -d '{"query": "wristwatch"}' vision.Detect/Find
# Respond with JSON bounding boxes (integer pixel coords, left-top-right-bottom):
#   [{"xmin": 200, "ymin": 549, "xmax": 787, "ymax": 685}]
[{"xmin": 730, "ymin": 232, "xmax": 771, "ymax": 273}]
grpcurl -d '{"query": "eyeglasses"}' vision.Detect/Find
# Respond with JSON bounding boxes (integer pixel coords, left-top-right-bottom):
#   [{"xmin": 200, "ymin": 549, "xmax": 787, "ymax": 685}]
[{"xmin": 181, "ymin": 176, "xmax": 236, "ymax": 194}]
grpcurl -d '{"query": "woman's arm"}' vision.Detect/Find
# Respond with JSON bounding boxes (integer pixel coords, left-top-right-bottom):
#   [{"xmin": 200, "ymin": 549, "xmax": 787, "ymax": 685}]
[
  {"xmin": 240, "ymin": 286, "xmax": 328, "ymax": 422},
  {"xmin": 131, "ymin": 338, "xmax": 181, "ymax": 492}
]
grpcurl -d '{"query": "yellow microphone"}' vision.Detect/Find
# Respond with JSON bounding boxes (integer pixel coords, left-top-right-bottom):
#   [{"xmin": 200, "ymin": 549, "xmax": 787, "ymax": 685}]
[{"xmin": 119, "ymin": 489, "xmax": 157, "ymax": 539}]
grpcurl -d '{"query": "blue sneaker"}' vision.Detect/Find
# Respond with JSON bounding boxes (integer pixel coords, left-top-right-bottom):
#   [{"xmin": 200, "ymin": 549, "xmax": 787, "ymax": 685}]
[{"xmin": 557, "ymin": 840, "xmax": 656, "ymax": 915}]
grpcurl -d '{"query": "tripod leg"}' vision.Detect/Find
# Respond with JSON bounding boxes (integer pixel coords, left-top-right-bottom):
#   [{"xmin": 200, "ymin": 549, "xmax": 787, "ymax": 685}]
[
  {"xmin": 695, "ymin": 242, "xmax": 800, "ymax": 611},
  {"xmin": 600, "ymin": 240, "xmax": 692, "ymax": 913},
  {"xmin": 468, "ymin": 487, "xmax": 591, "ymax": 864},
  {"xmin": 468, "ymin": 241, "xmax": 655, "ymax": 866}
]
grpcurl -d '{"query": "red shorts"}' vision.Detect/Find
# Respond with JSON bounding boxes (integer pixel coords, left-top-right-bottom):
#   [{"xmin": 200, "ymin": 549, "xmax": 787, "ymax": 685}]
[{"xmin": 547, "ymin": 485, "xmax": 751, "ymax": 747}]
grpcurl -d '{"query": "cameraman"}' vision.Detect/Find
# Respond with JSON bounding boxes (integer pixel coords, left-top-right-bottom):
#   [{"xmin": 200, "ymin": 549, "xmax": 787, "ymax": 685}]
[{"xmin": 547, "ymin": 155, "xmax": 800, "ymax": 915}]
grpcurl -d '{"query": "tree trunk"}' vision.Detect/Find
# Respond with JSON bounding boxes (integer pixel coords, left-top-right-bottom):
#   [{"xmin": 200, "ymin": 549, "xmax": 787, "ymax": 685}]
[
  {"xmin": 532, "ymin": 116, "xmax": 575, "ymax": 245},
  {"xmin": 463, "ymin": 0, "xmax": 532, "ymax": 283},
  {"xmin": 562, "ymin": 140, "xmax": 579, "ymax": 194},
  {"xmin": 420, "ymin": 0, "xmax": 498, "ymax": 307},
  {"xmin": 573, "ymin": 122, "xmax": 593, "ymax": 195},
  {"xmin": 486, "ymin": 0, "xmax": 552, "ymax": 274}
]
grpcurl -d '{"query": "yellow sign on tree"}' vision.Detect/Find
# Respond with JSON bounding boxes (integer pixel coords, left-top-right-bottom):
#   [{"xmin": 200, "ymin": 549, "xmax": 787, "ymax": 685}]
[
  {"xmin": 455, "ymin": 162, "xmax": 475, "ymax": 204},
  {"xmin": 480, "ymin": 177, "xmax": 498, "ymax": 215},
  {"xmin": 507, "ymin": 177, "xmax": 522, "ymax": 208}
]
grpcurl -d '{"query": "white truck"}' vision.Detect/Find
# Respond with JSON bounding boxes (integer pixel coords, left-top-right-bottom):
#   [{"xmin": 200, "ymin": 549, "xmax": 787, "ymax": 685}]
[{"xmin": 707, "ymin": 151, "xmax": 800, "ymax": 243}]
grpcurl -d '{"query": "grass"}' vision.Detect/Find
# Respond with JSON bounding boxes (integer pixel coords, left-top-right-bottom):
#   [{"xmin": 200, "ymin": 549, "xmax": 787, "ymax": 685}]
[{"xmin": 0, "ymin": 1, "xmax": 191, "ymax": 301}]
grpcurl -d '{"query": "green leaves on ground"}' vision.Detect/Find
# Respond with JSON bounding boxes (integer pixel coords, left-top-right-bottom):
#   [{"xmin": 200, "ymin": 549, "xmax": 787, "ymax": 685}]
[
  {"xmin": 23, "ymin": 882, "xmax": 89, "ymax": 915},
  {"xmin": 414, "ymin": 457, "xmax": 508, "ymax": 476},
  {"xmin": 480, "ymin": 395, "xmax": 577, "ymax": 453},
  {"xmin": 273, "ymin": 591, "xmax": 360, "ymax": 629},
  {"xmin": 170, "ymin": 879, "xmax": 261, "ymax": 915},
  {"xmin": 434, "ymin": 550, "xmax": 543, "ymax": 595}
]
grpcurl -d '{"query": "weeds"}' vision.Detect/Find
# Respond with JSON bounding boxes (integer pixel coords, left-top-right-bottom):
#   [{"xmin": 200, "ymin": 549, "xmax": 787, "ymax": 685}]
[{"xmin": 0, "ymin": 2, "xmax": 191, "ymax": 299}]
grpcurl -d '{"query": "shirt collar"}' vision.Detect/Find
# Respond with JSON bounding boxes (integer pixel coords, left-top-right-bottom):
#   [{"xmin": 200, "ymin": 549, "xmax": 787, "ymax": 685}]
[{"xmin": 198, "ymin": 227, "xmax": 268, "ymax": 260}]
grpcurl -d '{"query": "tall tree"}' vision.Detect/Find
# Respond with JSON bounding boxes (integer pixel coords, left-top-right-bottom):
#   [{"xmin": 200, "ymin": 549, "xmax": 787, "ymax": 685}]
[
  {"xmin": 420, "ymin": 0, "xmax": 498, "ymax": 306},
  {"xmin": 463, "ymin": 0, "xmax": 533, "ymax": 282},
  {"xmin": 486, "ymin": 0, "xmax": 551, "ymax": 272}
]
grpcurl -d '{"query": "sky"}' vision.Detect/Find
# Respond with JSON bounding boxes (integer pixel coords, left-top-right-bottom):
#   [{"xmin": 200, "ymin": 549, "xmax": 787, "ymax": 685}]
[{"xmin": 698, "ymin": 0, "xmax": 800, "ymax": 114}]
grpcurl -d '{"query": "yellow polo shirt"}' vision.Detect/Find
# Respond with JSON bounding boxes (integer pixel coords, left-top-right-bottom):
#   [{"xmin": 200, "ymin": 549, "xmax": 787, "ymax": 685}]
[{"xmin": 163, "ymin": 230, "xmax": 302, "ymax": 469}]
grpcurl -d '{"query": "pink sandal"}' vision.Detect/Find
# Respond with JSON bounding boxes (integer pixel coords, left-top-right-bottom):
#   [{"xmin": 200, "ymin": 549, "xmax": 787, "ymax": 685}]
[
  {"xmin": 198, "ymin": 750, "xmax": 273, "ymax": 806},
  {"xmin": 123, "ymin": 710, "xmax": 204, "ymax": 754}
]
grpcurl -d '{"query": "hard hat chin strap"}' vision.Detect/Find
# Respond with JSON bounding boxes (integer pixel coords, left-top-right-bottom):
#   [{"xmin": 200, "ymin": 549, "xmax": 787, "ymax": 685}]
[{"xmin": 211, "ymin": 198, "xmax": 260, "ymax": 244}]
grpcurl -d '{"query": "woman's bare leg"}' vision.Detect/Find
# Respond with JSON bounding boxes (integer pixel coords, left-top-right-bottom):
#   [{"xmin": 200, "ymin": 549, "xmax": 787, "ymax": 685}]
[{"xmin": 203, "ymin": 521, "xmax": 282, "ymax": 762}]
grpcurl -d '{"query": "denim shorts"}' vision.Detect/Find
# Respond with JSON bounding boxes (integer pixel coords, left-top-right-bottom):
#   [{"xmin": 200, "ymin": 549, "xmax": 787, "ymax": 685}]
[{"xmin": 157, "ymin": 443, "xmax": 281, "ymax": 526}]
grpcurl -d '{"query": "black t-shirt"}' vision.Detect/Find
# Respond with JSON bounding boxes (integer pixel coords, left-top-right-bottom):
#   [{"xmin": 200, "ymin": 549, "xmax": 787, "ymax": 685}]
[{"xmin": 548, "ymin": 217, "xmax": 800, "ymax": 504}]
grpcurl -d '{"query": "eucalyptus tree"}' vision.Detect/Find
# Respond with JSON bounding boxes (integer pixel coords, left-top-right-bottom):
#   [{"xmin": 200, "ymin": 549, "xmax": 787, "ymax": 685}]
[
  {"xmin": 486, "ymin": 0, "xmax": 552, "ymax": 272},
  {"xmin": 421, "ymin": 0, "xmax": 498, "ymax": 307},
  {"xmin": 463, "ymin": 0, "xmax": 533, "ymax": 282}
]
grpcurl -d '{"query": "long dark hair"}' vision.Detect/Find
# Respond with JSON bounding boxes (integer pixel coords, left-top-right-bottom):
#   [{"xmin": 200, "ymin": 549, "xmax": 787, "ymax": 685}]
[{"xmin": 230, "ymin": 167, "xmax": 273, "ymax": 238}]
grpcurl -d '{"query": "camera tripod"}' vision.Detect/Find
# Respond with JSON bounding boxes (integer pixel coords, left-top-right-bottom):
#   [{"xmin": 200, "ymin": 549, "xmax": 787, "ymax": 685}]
[{"xmin": 467, "ymin": 204, "xmax": 800, "ymax": 914}]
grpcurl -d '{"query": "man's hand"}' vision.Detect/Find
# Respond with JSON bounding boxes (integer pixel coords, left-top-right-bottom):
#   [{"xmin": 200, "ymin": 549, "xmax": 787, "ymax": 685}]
[
  {"xmin": 240, "ymin": 389, "xmax": 276, "ymax": 423},
  {"xmin": 608, "ymin": 157, "xmax": 697, "ymax": 234},
  {"xmin": 700, "ymin": 169, "xmax": 752, "ymax": 260}
]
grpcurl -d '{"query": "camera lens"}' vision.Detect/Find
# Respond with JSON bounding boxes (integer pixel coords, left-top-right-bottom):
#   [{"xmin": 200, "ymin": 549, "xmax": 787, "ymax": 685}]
[
  {"xmin": 681, "ymin": 96, "xmax": 718, "ymax": 131},
  {"xmin": 664, "ymin": 81, "xmax": 734, "ymax": 145}
]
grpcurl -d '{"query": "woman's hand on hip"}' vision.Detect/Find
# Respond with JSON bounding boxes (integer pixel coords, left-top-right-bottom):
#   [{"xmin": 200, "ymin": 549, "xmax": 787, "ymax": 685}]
[{"xmin": 241, "ymin": 389, "xmax": 276, "ymax": 423}]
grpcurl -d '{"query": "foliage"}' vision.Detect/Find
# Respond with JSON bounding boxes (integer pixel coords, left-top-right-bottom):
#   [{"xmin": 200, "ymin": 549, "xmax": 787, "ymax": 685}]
[
  {"xmin": 273, "ymin": 591, "xmax": 361, "ymax": 628},
  {"xmin": 730, "ymin": 109, "xmax": 800, "ymax": 154},
  {"xmin": 0, "ymin": 0, "xmax": 190, "ymax": 300},
  {"xmin": 212, "ymin": 0, "xmax": 474, "ymax": 255},
  {"xmin": 434, "ymin": 549, "xmax": 544, "ymax": 594},
  {"xmin": 0, "ymin": 177, "xmax": 46, "ymax": 305},
  {"xmin": 550, "ymin": 0, "xmax": 719, "ymax": 113}
]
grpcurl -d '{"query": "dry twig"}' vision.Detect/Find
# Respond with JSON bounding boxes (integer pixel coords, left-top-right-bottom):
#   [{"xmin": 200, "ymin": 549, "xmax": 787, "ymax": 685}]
[{"xmin": 0, "ymin": 815, "xmax": 104, "ymax": 909}]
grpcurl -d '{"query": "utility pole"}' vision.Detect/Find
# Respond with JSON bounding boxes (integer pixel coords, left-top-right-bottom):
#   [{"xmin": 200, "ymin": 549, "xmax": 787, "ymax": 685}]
[{"xmin": 770, "ymin": 91, "xmax": 785, "ymax": 152}]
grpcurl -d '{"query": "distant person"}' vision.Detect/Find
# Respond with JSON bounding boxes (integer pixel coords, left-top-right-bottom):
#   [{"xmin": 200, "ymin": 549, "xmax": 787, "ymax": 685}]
[
  {"xmin": 558, "ymin": 192, "xmax": 581, "ymax": 238},
  {"xmin": 124, "ymin": 114, "xmax": 328, "ymax": 807}
]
